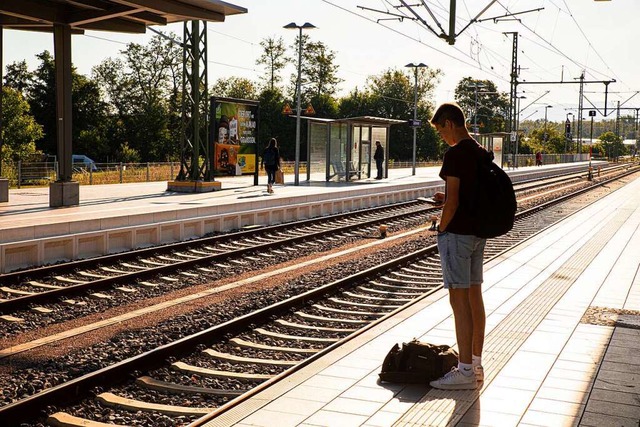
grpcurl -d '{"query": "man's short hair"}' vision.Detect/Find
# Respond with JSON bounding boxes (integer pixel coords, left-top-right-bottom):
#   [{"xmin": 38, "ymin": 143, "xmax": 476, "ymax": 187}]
[{"xmin": 430, "ymin": 103, "xmax": 466, "ymax": 127}]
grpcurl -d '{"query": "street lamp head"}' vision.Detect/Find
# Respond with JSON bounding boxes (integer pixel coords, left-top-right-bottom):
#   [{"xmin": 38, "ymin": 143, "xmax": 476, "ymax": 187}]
[
  {"xmin": 404, "ymin": 62, "xmax": 427, "ymax": 68},
  {"xmin": 546, "ymin": 105, "xmax": 553, "ymax": 109},
  {"xmin": 284, "ymin": 22, "xmax": 316, "ymax": 30}
]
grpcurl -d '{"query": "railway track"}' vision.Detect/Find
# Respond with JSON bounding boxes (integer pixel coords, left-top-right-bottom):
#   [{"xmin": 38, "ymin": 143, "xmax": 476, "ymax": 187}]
[
  {"xmin": 2, "ymin": 164, "xmax": 638, "ymax": 426},
  {"xmin": 1, "ymin": 165, "xmax": 624, "ymax": 336}
]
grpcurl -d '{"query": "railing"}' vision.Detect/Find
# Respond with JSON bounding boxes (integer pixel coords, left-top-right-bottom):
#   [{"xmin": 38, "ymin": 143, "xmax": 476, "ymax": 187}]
[
  {"xmin": 504, "ymin": 153, "xmax": 591, "ymax": 169},
  {"xmin": 0, "ymin": 153, "xmax": 610, "ymax": 188}
]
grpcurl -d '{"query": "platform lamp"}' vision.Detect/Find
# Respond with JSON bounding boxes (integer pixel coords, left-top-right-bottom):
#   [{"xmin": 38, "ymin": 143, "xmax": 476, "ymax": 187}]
[
  {"xmin": 284, "ymin": 22, "xmax": 316, "ymax": 186},
  {"xmin": 543, "ymin": 105, "xmax": 553, "ymax": 149},
  {"xmin": 405, "ymin": 63, "xmax": 427, "ymax": 175},
  {"xmin": 514, "ymin": 95, "xmax": 526, "ymax": 168}
]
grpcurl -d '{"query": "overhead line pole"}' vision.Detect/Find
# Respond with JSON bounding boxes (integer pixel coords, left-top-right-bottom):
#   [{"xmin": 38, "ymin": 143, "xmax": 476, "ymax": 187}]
[{"xmin": 503, "ymin": 31, "xmax": 518, "ymax": 169}]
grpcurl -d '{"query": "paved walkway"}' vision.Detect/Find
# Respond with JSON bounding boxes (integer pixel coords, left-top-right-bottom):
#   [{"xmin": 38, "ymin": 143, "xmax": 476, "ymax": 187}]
[{"xmin": 198, "ymin": 174, "xmax": 640, "ymax": 427}]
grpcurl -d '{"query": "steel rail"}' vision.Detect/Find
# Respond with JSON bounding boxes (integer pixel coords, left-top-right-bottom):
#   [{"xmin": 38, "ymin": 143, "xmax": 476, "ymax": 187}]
[
  {"xmin": 0, "ymin": 201, "xmax": 437, "ymax": 312},
  {"xmin": 0, "ymin": 199, "xmax": 424, "ymax": 283}
]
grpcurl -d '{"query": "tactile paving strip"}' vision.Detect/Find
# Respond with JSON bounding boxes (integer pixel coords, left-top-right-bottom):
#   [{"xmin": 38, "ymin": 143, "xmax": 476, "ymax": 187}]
[{"xmin": 394, "ymin": 201, "xmax": 637, "ymax": 427}]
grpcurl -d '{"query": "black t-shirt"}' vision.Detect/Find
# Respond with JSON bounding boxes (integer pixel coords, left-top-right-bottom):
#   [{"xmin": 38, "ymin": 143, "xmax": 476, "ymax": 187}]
[
  {"xmin": 438, "ymin": 138, "xmax": 480, "ymax": 235},
  {"xmin": 262, "ymin": 146, "xmax": 280, "ymax": 170}
]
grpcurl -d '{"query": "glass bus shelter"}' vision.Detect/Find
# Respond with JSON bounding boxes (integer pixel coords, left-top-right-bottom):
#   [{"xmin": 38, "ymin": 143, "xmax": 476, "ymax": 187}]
[
  {"xmin": 304, "ymin": 116, "xmax": 405, "ymax": 182},
  {"xmin": 475, "ymin": 132, "xmax": 508, "ymax": 167}
]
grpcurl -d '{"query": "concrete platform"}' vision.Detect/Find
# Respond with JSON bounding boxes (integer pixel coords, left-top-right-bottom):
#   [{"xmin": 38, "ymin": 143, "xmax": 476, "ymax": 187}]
[
  {"xmin": 0, "ymin": 162, "xmax": 599, "ymax": 273},
  {"xmin": 196, "ymin": 173, "xmax": 640, "ymax": 427}
]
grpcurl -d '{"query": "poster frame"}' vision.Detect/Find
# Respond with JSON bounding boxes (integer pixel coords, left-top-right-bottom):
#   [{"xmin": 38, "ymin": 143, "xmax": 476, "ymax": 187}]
[{"xmin": 210, "ymin": 96, "xmax": 260, "ymax": 185}]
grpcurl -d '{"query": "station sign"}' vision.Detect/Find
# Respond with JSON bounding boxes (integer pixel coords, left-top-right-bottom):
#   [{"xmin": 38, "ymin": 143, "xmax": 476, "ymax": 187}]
[{"xmin": 408, "ymin": 119, "xmax": 422, "ymax": 127}]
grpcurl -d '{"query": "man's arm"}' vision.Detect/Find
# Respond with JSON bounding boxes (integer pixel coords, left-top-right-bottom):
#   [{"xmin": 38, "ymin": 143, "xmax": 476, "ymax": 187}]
[{"xmin": 439, "ymin": 176, "xmax": 460, "ymax": 232}]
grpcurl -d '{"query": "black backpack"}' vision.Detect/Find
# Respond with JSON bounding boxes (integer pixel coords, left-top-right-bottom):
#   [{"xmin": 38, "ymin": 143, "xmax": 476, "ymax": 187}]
[
  {"xmin": 469, "ymin": 147, "xmax": 517, "ymax": 239},
  {"xmin": 263, "ymin": 149, "xmax": 277, "ymax": 167},
  {"xmin": 379, "ymin": 339, "xmax": 458, "ymax": 383}
]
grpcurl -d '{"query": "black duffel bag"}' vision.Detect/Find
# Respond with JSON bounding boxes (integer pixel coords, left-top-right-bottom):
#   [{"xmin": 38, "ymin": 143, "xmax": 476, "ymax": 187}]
[{"xmin": 379, "ymin": 338, "xmax": 458, "ymax": 383}]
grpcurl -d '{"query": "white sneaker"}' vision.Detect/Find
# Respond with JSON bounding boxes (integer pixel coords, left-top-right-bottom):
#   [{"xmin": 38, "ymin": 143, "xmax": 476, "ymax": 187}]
[
  {"xmin": 474, "ymin": 365, "xmax": 484, "ymax": 382},
  {"xmin": 429, "ymin": 367, "xmax": 477, "ymax": 390}
]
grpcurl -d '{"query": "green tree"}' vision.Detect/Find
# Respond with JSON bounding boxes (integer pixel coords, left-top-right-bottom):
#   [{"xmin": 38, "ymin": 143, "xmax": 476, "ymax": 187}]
[
  {"xmin": 598, "ymin": 131, "xmax": 627, "ymax": 159},
  {"xmin": 338, "ymin": 88, "xmax": 376, "ymax": 117},
  {"xmin": 354, "ymin": 67, "xmax": 441, "ymax": 161},
  {"xmin": 116, "ymin": 141, "xmax": 141, "ymax": 163},
  {"xmin": 93, "ymin": 33, "xmax": 183, "ymax": 161},
  {"xmin": 301, "ymin": 40, "xmax": 342, "ymax": 99},
  {"xmin": 288, "ymin": 35, "xmax": 341, "ymax": 102},
  {"xmin": 211, "ymin": 77, "xmax": 258, "ymax": 100},
  {"xmin": 256, "ymin": 87, "xmax": 294, "ymax": 159},
  {"xmin": 1, "ymin": 86, "xmax": 43, "ymax": 161},
  {"xmin": 454, "ymin": 77, "xmax": 509, "ymax": 133},
  {"xmin": 3, "ymin": 60, "xmax": 33, "ymax": 95},
  {"xmin": 27, "ymin": 51, "xmax": 57, "ymax": 156},
  {"xmin": 526, "ymin": 125, "xmax": 565, "ymax": 154},
  {"xmin": 25, "ymin": 51, "xmax": 110, "ymax": 160},
  {"xmin": 256, "ymin": 36, "xmax": 287, "ymax": 90}
]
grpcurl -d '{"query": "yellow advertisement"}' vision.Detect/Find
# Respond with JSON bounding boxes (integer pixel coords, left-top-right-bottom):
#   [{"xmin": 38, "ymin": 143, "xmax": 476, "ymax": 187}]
[{"xmin": 212, "ymin": 98, "xmax": 259, "ymax": 176}]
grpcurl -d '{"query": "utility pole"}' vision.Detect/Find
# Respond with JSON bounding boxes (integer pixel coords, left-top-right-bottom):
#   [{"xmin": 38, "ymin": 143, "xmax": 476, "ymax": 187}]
[
  {"xmin": 504, "ymin": 31, "xmax": 518, "ymax": 168},
  {"xmin": 518, "ymin": 73, "xmax": 614, "ymax": 158},
  {"xmin": 615, "ymin": 101, "xmax": 621, "ymax": 162},
  {"xmin": 472, "ymin": 83, "xmax": 485, "ymax": 135},
  {"xmin": 577, "ymin": 72, "xmax": 585, "ymax": 157}
]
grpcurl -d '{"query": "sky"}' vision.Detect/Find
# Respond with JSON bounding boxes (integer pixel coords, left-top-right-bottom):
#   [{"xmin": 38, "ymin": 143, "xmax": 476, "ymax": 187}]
[{"xmin": 2, "ymin": 0, "xmax": 639, "ymax": 124}]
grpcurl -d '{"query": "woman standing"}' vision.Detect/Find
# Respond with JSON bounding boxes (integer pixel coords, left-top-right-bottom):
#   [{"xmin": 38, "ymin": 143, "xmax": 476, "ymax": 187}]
[{"xmin": 261, "ymin": 138, "xmax": 280, "ymax": 194}]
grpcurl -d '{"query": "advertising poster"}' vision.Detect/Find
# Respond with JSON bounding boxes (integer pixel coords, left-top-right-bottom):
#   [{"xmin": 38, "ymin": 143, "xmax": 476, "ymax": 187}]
[{"xmin": 212, "ymin": 98, "xmax": 259, "ymax": 176}]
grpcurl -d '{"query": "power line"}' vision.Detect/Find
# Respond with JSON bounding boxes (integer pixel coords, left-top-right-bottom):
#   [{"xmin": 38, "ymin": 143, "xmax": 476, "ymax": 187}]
[{"xmin": 322, "ymin": 0, "xmax": 506, "ymax": 82}]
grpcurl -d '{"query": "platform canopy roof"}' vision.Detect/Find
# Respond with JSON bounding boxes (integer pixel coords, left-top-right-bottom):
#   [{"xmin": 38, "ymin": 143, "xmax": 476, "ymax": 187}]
[{"xmin": 0, "ymin": 0, "xmax": 247, "ymax": 34}]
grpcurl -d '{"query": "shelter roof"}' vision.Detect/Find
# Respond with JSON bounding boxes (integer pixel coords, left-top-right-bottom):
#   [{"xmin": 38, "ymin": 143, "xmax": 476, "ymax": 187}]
[
  {"xmin": 300, "ymin": 116, "xmax": 406, "ymax": 126},
  {"xmin": 0, "ymin": 0, "xmax": 246, "ymax": 34}
]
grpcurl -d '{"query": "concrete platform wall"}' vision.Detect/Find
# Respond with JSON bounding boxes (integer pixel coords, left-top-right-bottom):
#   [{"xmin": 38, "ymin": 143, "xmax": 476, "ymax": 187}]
[{"xmin": 0, "ymin": 183, "xmax": 441, "ymax": 273}]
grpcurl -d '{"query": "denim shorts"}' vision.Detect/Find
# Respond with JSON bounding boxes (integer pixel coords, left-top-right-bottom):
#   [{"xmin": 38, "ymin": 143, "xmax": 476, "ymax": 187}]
[{"xmin": 437, "ymin": 232, "xmax": 486, "ymax": 289}]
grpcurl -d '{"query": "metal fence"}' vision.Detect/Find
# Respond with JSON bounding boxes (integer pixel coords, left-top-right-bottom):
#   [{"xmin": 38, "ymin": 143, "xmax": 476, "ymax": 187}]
[
  {"xmin": 504, "ymin": 153, "xmax": 591, "ymax": 169},
  {"xmin": 0, "ymin": 161, "xmax": 181, "ymax": 188},
  {"xmin": 0, "ymin": 153, "xmax": 606, "ymax": 188}
]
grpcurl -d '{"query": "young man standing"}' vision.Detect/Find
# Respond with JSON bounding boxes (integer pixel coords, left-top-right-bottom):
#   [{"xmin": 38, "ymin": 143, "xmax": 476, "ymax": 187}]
[{"xmin": 429, "ymin": 103, "xmax": 486, "ymax": 390}]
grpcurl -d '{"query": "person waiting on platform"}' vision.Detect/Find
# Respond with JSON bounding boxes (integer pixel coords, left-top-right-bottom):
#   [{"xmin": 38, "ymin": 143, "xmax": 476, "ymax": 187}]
[
  {"xmin": 261, "ymin": 138, "xmax": 280, "ymax": 194},
  {"xmin": 428, "ymin": 102, "xmax": 487, "ymax": 390},
  {"xmin": 374, "ymin": 140, "xmax": 384, "ymax": 180},
  {"xmin": 535, "ymin": 151, "xmax": 542, "ymax": 166}
]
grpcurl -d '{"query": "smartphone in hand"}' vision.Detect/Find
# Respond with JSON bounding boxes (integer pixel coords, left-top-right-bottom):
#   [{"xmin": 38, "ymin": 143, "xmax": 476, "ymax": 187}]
[{"xmin": 418, "ymin": 197, "xmax": 442, "ymax": 205}]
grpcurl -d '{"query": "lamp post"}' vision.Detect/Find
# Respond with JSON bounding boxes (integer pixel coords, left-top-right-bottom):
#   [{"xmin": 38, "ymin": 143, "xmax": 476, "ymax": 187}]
[
  {"xmin": 284, "ymin": 22, "xmax": 316, "ymax": 186},
  {"xmin": 543, "ymin": 105, "xmax": 553, "ymax": 150},
  {"xmin": 514, "ymin": 95, "xmax": 526, "ymax": 168},
  {"xmin": 405, "ymin": 62, "xmax": 427, "ymax": 176}
]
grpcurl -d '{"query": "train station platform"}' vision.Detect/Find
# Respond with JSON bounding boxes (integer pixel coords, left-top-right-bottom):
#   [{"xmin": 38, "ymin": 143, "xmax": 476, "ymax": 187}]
[
  {"xmin": 196, "ymin": 173, "xmax": 640, "ymax": 427},
  {"xmin": 0, "ymin": 162, "xmax": 600, "ymax": 273}
]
